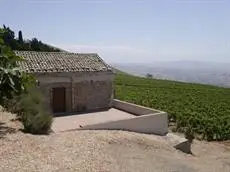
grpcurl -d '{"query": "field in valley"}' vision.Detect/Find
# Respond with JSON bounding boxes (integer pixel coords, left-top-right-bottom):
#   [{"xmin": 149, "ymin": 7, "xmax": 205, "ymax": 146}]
[{"xmin": 115, "ymin": 73, "xmax": 230, "ymax": 141}]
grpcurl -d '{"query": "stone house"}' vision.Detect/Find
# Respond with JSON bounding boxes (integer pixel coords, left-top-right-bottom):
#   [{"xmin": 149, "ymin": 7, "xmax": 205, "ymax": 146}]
[{"xmin": 15, "ymin": 51, "xmax": 115, "ymax": 114}]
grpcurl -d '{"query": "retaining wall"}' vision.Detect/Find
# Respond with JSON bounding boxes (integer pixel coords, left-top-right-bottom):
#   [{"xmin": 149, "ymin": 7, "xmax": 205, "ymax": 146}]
[
  {"xmin": 80, "ymin": 99, "xmax": 168, "ymax": 136},
  {"xmin": 112, "ymin": 99, "xmax": 160, "ymax": 115}
]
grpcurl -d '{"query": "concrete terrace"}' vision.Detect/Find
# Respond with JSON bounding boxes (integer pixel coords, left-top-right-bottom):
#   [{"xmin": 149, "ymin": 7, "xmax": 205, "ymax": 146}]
[
  {"xmin": 51, "ymin": 99, "xmax": 168, "ymax": 136},
  {"xmin": 51, "ymin": 100, "xmax": 191, "ymax": 154},
  {"xmin": 52, "ymin": 108, "xmax": 135, "ymax": 133}
]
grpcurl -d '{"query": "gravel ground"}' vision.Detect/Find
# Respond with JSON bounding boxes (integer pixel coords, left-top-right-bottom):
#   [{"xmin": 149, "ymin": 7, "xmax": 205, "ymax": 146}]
[{"xmin": 1, "ymin": 111, "xmax": 230, "ymax": 172}]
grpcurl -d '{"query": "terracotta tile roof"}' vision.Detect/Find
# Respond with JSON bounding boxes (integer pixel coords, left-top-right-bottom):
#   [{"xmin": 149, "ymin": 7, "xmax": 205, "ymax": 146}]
[{"xmin": 14, "ymin": 51, "xmax": 113, "ymax": 73}]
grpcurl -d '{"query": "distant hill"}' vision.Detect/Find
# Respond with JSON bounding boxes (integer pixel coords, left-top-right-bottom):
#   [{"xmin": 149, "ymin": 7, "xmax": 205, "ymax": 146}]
[
  {"xmin": 113, "ymin": 68, "xmax": 130, "ymax": 75},
  {"xmin": 113, "ymin": 61, "xmax": 230, "ymax": 88}
]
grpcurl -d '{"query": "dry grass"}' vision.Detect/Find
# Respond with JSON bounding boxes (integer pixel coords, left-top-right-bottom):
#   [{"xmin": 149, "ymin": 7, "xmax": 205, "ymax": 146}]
[
  {"xmin": 0, "ymin": 108, "xmax": 22, "ymax": 138},
  {"xmin": 1, "ymin": 110, "xmax": 230, "ymax": 172}
]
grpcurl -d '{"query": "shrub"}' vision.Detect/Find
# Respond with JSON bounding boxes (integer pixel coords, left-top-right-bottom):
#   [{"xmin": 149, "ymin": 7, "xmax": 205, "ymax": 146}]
[
  {"xmin": 19, "ymin": 87, "xmax": 52, "ymax": 134},
  {"xmin": 3, "ymin": 85, "xmax": 43, "ymax": 117},
  {"xmin": 5, "ymin": 87, "xmax": 53, "ymax": 134},
  {"xmin": 22, "ymin": 111, "xmax": 53, "ymax": 134},
  {"xmin": 184, "ymin": 125, "xmax": 195, "ymax": 143}
]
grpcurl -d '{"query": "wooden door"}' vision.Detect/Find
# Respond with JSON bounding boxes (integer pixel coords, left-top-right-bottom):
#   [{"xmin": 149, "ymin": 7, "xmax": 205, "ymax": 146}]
[{"xmin": 52, "ymin": 87, "xmax": 66, "ymax": 113}]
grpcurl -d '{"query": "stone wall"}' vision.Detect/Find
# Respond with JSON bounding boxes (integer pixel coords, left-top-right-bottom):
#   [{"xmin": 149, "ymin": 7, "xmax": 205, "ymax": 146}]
[
  {"xmin": 39, "ymin": 82, "xmax": 72, "ymax": 113},
  {"xmin": 73, "ymin": 80, "xmax": 113, "ymax": 112},
  {"xmin": 36, "ymin": 71, "xmax": 114, "ymax": 114}
]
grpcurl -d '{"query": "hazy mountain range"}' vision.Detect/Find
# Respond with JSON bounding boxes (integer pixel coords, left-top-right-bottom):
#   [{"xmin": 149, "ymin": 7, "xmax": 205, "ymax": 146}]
[{"xmin": 112, "ymin": 61, "xmax": 230, "ymax": 87}]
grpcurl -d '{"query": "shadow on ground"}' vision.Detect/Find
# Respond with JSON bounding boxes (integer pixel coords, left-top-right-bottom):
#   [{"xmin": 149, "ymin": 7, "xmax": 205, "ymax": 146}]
[{"xmin": 0, "ymin": 122, "xmax": 16, "ymax": 138}]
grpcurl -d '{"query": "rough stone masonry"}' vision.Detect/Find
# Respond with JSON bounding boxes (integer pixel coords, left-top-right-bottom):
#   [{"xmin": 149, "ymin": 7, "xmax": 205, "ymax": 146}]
[{"xmin": 15, "ymin": 51, "xmax": 115, "ymax": 114}]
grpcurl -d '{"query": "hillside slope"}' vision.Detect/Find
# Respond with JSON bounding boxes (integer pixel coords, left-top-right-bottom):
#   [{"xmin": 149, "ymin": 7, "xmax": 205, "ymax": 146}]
[{"xmin": 114, "ymin": 73, "xmax": 230, "ymax": 141}]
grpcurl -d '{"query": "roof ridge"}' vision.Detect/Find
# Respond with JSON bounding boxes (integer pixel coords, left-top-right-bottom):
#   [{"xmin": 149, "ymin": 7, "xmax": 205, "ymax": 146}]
[
  {"xmin": 14, "ymin": 50, "xmax": 112, "ymax": 73},
  {"xmin": 14, "ymin": 50, "xmax": 98, "ymax": 55}
]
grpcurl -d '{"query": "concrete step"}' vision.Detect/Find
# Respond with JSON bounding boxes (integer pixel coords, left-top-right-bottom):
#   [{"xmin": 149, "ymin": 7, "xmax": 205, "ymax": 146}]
[{"xmin": 163, "ymin": 133, "xmax": 191, "ymax": 154}]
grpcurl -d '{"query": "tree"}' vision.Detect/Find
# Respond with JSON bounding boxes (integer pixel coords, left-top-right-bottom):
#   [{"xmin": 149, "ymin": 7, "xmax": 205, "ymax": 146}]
[
  {"xmin": 2, "ymin": 25, "xmax": 61, "ymax": 52},
  {"xmin": 0, "ymin": 28, "xmax": 25, "ymax": 103},
  {"xmin": 18, "ymin": 30, "xmax": 23, "ymax": 43},
  {"xmin": 0, "ymin": 27, "xmax": 52, "ymax": 134},
  {"xmin": 146, "ymin": 73, "xmax": 153, "ymax": 79},
  {"xmin": 2, "ymin": 25, "xmax": 15, "ymax": 45},
  {"xmin": 2, "ymin": 25, "xmax": 19, "ymax": 50},
  {"xmin": 30, "ymin": 38, "xmax": 40, "ymax": 51}
]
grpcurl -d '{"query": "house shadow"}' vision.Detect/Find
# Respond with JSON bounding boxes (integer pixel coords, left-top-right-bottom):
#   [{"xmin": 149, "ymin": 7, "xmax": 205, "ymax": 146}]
[
  {"xmin": 53, "ymin": 107, "xmax": 111, "ymax": 117},
  {"xmin": 0, "ymin": 122, "xmax": 17, "ymax": 139}
]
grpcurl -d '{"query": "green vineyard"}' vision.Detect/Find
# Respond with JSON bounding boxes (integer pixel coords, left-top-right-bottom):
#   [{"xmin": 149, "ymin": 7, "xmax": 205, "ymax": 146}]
[{"xmin": 114, "ymin": 73, "xmax": 230, "ymax": 141}]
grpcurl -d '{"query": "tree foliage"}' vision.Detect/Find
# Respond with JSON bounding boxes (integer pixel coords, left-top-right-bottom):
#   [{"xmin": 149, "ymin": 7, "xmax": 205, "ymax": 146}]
[
  {"xmin": 18, "ymin": 30, "xmax": 23, "ymax": 43},
  {"xmin": 2, "ymin": 25, "xmax": 18, "ymax": 50},
  {"xmin": 0, "ymin": 27, "xmax": 52, "ymax": 135},
  {"xmin": 2, "ymin": 25, "xmax": 60, "ymax": 52},
  {"xmin": 0, "ymin": 28, "xmax": 26, "ymax": 103}
]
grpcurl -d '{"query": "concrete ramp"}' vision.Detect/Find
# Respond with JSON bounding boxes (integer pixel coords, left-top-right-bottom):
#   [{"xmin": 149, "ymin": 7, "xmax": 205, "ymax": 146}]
[{"xmin": 80, "ymin": 112, "xmax": 168, "ymax": 136}]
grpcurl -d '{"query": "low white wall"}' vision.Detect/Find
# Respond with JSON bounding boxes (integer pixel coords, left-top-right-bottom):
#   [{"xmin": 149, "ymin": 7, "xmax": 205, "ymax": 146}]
[
  {"xmin": 81, "ymin": 112, "xmax": 168, "ymax": 136},
  {"xmin": 112, "ymin": 99, "xmax": 160, "ymax": 116}
]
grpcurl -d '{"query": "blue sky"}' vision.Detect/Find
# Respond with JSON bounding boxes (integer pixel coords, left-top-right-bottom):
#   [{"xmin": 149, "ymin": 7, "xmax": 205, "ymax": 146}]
[{"xmin": 1, "ymin": 0, "xmax": 230, "ymax": 63}]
